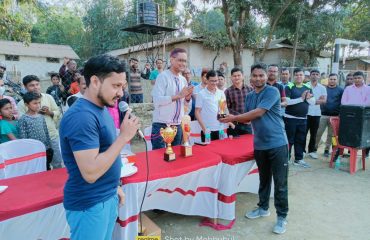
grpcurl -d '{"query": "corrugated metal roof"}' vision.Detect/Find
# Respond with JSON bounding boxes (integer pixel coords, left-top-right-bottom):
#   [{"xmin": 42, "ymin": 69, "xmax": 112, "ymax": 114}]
[{"xmin": 0, "ymin": 40, "xmax": 80, "ymax": 59}]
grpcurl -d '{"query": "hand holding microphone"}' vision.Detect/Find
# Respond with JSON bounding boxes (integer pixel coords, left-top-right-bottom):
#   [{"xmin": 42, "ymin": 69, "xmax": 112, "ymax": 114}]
[{"xmin": 118, "ymin": 101, "xmax": 144, "ymax": 139}]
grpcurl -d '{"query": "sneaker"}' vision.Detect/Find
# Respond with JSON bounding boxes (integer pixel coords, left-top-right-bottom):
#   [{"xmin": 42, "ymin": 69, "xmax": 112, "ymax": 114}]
[
  {"xmin": 308, "ymin": 152, "xmax": 318, "ymax": 159},
  {"xmin": 273, "ymin": 216, "xmax": 287, "ymax": 234},
  {"xmin": 323, "ymin": 150, "xmax": 329, "ymax": 157},
  {"xmin": 293, "ymin": 159, "xmax": 311, "ymax": 168},
  {"xmin": 245, "ymin": 207, "xmax": 271, "ymax": 219}
]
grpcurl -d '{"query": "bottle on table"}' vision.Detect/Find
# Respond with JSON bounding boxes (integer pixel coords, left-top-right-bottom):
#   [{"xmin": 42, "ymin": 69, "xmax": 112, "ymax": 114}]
[{"xmin": 205, "ymin": 128, "xmax": 211, "ymax": 144}]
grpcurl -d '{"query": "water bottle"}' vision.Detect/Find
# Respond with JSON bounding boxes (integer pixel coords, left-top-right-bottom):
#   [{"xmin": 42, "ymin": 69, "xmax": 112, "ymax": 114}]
[
  {"xmin": 205, "ymin": 128, "xmax": 211, "ymax": 144},
  {"xmin": 335, "ymin": 156, "xmax": 341, "ymax": 170},
  {"xmin": 219, "ymin": 129, "xmax": 225, "ymax": 140}
]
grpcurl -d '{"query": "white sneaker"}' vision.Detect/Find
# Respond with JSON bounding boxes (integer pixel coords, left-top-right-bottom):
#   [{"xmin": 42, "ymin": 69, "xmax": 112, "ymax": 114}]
[
  {"xmin": 293, "ymin": 159, "xmax": 311, "ymax": 168},
  {"xmin": 308, "ymin": 152, "xmax": 318, "ymax": 159}
]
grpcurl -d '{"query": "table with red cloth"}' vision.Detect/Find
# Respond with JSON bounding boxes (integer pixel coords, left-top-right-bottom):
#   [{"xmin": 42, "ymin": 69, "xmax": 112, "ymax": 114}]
[
  {"xmin": 0, "ymin": 136, "xmax": 256, "ymax": 240},
  {"xmin": 113, "ymin": 145, "xmax": 224, "ymax": 240},
  {"xmin": 204, "ymin": 135, "xmax": 256, "ymax": 221},
  {"xmin": 114, "ymin": 135, "xmax": 256, "ymax": 238},
  {"xmin": 0, "ymin": 168, "xmax": 69, "ymax": 240}
]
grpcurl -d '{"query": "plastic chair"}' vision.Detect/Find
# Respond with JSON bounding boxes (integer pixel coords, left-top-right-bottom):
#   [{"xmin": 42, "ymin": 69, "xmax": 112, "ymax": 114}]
[
  {"xmin": 0, "ymin": 139, "xmax": 47, "ymax": 179},
  {"xmin": 329, "ymin": 116, "xmax": 366, "ymax": 175}
]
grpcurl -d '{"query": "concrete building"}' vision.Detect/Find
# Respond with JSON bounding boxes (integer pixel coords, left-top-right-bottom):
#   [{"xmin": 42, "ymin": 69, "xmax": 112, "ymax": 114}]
[
  {"xmin": 107, "ymin": 36, "xmax": 255, "ymax": 102},
  {"xmin": 0, "ymin": 40, "xmax": 79, "ymax": 91},
  {"xmin": 255, "ymin": 38, "xmax": 331, "ymax": 74}
]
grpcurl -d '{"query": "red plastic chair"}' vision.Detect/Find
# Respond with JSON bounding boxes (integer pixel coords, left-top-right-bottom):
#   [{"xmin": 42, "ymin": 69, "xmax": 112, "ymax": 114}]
[{"xmin": 329, "ymin": 116, "xmax": 366, "ymax": 175}]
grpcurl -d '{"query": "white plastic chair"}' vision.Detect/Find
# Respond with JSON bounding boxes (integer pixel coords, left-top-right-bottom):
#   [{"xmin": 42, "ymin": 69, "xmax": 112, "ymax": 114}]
[{"xmin": 0, "ymin": 139, "xmax": 47, "ymax": 179}]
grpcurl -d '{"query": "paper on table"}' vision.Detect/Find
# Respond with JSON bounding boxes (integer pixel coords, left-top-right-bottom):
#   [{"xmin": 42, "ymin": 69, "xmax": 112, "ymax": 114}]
[
  {"xmin": 121, "ymin": 164, "xmax": 138, "ymax": 178},
  {"xmin": 0, "ymin": 186, "xmax": 8, "ymax": 194}
]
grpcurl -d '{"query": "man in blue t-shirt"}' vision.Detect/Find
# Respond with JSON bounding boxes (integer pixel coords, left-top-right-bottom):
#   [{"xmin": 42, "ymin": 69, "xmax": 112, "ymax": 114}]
[
  {"xmin": 220, "ymin": 64, "xmax": 289, "ymax": 235},
  {"xmin": 59, "ymin": 54, "xmax": 140, "ymax": 240}
]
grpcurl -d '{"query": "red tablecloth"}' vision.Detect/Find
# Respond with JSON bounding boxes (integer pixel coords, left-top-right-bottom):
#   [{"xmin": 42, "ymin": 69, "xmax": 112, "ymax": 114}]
[
  {"xmin": 0, "ymin": 168, "xmax": 67, "ymax": 221},
  {"xmin": 123, "ymin": 145, "xmax": 222, "ymax": 184},
  {"xmin": 205, "ymin": 134, "xmax": 254, "ymax": 165}
]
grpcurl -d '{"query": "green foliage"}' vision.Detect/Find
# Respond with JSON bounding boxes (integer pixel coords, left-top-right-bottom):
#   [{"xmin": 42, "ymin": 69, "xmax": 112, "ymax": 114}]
[
  {"xmin": 0, "ymin": 1, "xmax": 33, "ymax": 43},
  {"xmin": 341, "ymin": 1, "xmax": 370, "ymax": 41},
  {"xmin": 31, "ymin": 6, "xmax": 86, "ymax": 57}
]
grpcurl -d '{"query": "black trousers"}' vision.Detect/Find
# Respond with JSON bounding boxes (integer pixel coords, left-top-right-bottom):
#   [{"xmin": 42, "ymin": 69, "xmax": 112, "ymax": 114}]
[
  {"xmin": 200, "ymin": 130, "xmax": 220, "ymax": 142},
  {"xmin": 228, "ymin": 123, "xmax": 252, "ymax": 137},
  {"xmin": 255, "ymin": 145, "xmax": 289, "ymax": 218},
  {"xmin": 306, "ymin": 115, "xmax": 321, "ymax": 153},
  {"xmin": 284, "ymin": 118, "xmax": 307, "ymax": 160}
]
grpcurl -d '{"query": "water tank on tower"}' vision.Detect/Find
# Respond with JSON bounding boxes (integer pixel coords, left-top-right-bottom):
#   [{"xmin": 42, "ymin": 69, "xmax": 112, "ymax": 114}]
[{"xmin": 138, "ymin": 1, "xmax": 159, "ymax": 25}]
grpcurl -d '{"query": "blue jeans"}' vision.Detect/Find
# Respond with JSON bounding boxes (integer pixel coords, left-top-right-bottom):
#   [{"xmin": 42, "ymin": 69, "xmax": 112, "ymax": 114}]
[
  {"xmin": 130, "ymin": 94, "xmax": 143, "ymax": 103},
  {"xmin": 66, "ymin": 195, "xmax": 118, "ymax": 240},
  {"xmin": 151, "ymin": 122, "xmax": 183, "ymax": 150}
]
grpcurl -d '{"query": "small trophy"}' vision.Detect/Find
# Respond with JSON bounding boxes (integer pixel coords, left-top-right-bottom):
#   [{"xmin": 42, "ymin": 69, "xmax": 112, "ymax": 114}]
[
  {"xmin": 181, "ymin": 115, "xmax": 192, "ymax": 157},
  {"xmin": 160, "ymin": 125, "xmax": 177, "ymax": 161},
  {"xmin": 217, "ymin": 98, "xmax": 227, "ymax": 119}
]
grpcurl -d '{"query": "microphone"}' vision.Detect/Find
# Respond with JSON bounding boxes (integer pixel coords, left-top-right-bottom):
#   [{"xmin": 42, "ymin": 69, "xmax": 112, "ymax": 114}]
[{"xmin": 118, "ymin": 101, "xmax": 145, "ymax": 139}]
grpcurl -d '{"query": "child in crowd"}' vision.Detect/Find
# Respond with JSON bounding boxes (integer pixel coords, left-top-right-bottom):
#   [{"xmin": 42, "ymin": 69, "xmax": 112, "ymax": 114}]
[
  {"xmin": 0, "ymin": 98, "xmax": 18, "ymax": 143},
  {"xmin": 46, "ymin": 73, "xmax": 65, "ymax": 106},
  {"xmin": 17, "ymin": 92, "xmax": 54, "ymax": 170}
]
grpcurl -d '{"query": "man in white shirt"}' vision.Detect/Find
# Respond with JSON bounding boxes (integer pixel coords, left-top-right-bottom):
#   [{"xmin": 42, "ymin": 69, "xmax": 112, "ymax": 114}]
[
  {"xmin": 151, "ymin": 48, "xmax": 193, "ymax": 150},
  {"xmin": 306, "ymin": 69, "xmax": 327, "ymax": 159},
  {"xmin": 195, "ymin": 70, "xmax": 227, "ymax": 142}
]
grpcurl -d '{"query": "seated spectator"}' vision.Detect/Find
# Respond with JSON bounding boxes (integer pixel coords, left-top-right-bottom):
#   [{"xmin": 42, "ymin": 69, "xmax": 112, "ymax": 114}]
[
  {"xmin": 17, "ymin": 92, "xmax": 53, "ymax": 170},
  {"xmin": 0, "ymin": 78, "xmax": 18, "ymax": 119},
  {"xmin": 46, "ymin": 73, "xmax": 65, "ymax": 106},
  {"xmin": 0, "ymin": 98, "xmax": 18, "ymax": 143}
]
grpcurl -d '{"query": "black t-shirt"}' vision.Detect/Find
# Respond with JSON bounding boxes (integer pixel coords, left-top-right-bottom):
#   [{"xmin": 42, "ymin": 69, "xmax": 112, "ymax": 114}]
[
  {"xmin": 285, "ymin": 83, "xmax": 312, "ymax": 118},
  {"xmin": 321, "ymin": 86, "xmax": 343, "ymax": 116}
]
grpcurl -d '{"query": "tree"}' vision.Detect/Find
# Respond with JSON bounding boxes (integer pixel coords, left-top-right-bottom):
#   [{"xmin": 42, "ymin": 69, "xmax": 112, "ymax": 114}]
[
  {"xmin": 31, "ymin": 6, "xmax": 86, "ymax": 58},
  {"xmin": 341, "ymin": 1, "xmax": 370, "ymax": 42},
  {"xmin": 0, "ymin": 0, "xmax": 35, "ymax": 43},
  {"xmin": 191, "ymin": 9, "xmax": 230, "ymax": 69},
  {"xmin": 258, "ymin": 0, "xmax": 297, "ymax": 62}
]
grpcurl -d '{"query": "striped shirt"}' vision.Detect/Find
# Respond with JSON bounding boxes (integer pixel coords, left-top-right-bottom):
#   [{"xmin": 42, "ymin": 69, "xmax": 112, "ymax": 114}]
[{"xmin": 128, "ymin": 67, "xmax": 150, "ymax": 94}]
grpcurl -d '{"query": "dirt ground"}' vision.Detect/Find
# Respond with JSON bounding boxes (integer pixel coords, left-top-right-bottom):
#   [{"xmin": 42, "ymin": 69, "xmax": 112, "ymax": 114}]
[{"xmin": 131, "ymin": 143, "xmax": 370, "ymax": 240}]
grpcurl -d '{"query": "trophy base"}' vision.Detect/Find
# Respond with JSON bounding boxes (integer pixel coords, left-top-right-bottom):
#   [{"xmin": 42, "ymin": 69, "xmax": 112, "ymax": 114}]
[
  {"xmin": 217, "ymin": 113, "xmax": 227, "ymax": 120},
  {"xmin": 181, "ymin": 145, "xmax": 193, "ymax": 157},
  {"xmin": 164, "ymin": 153, "xmax": 176, "ymax": 162}
]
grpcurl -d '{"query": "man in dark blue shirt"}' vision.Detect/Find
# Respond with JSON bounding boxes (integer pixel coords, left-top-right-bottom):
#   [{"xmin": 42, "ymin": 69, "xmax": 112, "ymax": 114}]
[
  {"xmin": 60, "ymin": 55, "xmax": 140, "ymax": 240},
  {"xmin": 315, "ymin": 73, "xmax": 343, "ymax": 157},
  {"xmin": 284, "ymin": 68, "xmax": 315, "ymax": 168},
  {"xmin": 220, "ymin": 64, "xmax": 289, "ymax": 234}
]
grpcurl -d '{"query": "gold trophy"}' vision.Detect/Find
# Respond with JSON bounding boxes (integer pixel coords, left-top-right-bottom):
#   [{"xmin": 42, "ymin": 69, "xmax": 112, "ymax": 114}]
[
  {"xmin": 180, "ymin": 115, "xmax": 192, "ymax": 157},
  {"xmin": 217, "ymin": 97, "xmax": 227, "ymax": 119},
  {"xmin": 160, "ymin": 125, "xmax": 177, "ymax": 161}
]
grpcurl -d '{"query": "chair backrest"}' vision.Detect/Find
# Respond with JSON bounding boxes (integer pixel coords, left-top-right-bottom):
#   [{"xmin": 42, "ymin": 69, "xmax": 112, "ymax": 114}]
[
  {"xmin": 329, "ymin": 116, "xmax": 340, "ymax": 137},
  {"xmin": 143, "ymin": 126, "xmax": 153, "ymax": 151},
  {"xmin": 0, "ymin": 139, "xmax": 46, "ymax": 179}
]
